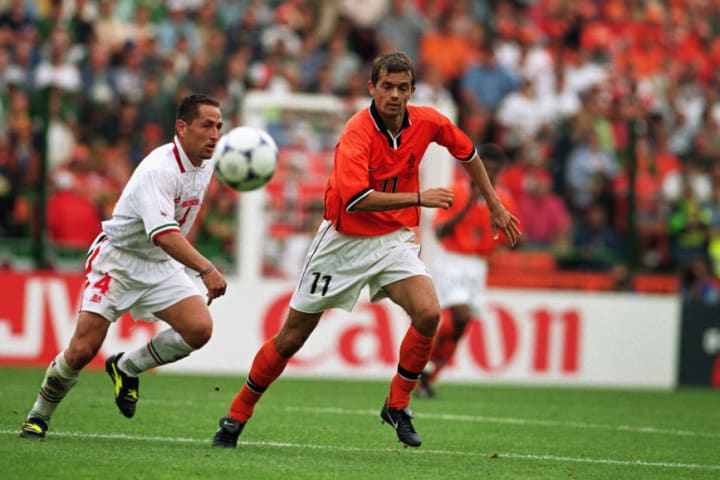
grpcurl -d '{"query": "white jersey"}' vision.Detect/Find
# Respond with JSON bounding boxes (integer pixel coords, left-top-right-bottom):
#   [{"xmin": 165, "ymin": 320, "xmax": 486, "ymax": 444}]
[{"xmin": 102, "ymin": 137, "xmax": 214, "ymax": 266}]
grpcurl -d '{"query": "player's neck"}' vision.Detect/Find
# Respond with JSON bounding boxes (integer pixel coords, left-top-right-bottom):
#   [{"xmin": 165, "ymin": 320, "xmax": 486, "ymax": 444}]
[{"xmin": 382, "ymin": 115, "xmax": 403, "ymax": 136}]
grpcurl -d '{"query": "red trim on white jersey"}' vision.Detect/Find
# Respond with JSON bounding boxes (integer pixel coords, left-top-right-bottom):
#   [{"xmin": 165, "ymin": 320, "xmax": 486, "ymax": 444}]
[
  {"xmin": 83, "ymin": 234, "xmax": 107, "ymax": 287},
  {"xmin": 151, "ymin": 227, "xmax": 181, "ymax": 243},
  {"xmin": 172, "ymin": 142, "xmax": 185, "ymax": 173}
]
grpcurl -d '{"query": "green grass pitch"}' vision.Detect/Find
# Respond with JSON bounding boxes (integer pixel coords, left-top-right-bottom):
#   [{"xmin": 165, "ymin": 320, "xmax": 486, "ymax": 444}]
[{"xmin": 1, "ymin": 367, "xmax": 718, "ymax": 479}]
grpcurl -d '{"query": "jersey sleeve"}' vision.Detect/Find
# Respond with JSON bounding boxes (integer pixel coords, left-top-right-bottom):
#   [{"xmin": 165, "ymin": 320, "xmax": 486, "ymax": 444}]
[
  {"xmin": 431, "ymin": 110, "xmax": 477, "ymax": 162},
  {"xmin": 130, "ymin": 168, "xmax": 181, "ymax": 241},
  {"xmin": 333, "ymin": 126, "xmax": 374, "ymax": 211}
]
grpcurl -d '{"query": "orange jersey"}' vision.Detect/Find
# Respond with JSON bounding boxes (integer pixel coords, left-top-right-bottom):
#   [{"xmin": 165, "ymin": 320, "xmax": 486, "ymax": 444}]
[
  {"xmin": 433, "ymin": 179, "xmax": 518, "ymax": 256},
  {"xmin": 324, "ymin": 103, "xmax": 476, "ymax": 236}
]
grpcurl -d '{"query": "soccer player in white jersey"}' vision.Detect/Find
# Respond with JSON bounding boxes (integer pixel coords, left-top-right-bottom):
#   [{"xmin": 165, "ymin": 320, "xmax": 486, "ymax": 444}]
[{"xmin": 20, "ymin": 94, "xmax": 228, "ymax": 440}]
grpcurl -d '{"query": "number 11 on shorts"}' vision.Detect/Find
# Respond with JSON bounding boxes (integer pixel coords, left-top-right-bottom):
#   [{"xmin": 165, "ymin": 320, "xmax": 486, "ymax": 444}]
[{"xmin": 310, "ymin": 272, "xmax": 331, "ymax": 296}]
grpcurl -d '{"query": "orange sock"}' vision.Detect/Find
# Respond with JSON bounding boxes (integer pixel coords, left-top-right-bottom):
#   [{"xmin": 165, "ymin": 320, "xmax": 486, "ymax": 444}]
[
  {"xmin": 428, "ymin": 314, "xmax": 459, "ymax": 383},
  {"xmin": 387, "ymin": 325, "xmax": 434, "ymax": 409},
  {"xmin": 229, "ymin": 338, "xmax": 289, "ymax": 423}
]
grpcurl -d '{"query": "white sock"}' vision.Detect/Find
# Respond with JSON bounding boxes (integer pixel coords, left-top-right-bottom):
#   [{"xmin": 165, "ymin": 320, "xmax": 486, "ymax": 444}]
[
  {"xmin": 27, "ymin": 352, "xmax": 80, "ymax": 422},
  {"xmin": 119, "ymin": 329, "xmax": 194, "ymax": 376}
]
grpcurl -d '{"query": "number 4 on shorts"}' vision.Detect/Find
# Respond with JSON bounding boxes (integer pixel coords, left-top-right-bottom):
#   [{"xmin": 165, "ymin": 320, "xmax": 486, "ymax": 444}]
[{"xmin": 93, "ymin": 273, "xmax": 112, "ymax": 294}]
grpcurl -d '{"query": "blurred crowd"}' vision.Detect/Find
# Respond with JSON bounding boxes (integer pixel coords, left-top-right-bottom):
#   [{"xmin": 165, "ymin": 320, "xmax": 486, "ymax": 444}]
[{"xmin": 3, "ymin": 0, "xmax": 720, "ymax": 300}]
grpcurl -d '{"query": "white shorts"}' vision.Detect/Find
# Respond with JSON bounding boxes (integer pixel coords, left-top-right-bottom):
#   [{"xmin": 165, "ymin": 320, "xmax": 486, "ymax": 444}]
[
  {"xmin": 431, "ymin": 249, "xmax": 488, "ymax": 317},
  {"xmin": 290, "ymin": 220, "xmax": 430, "ymax": 313},
  {"xmin": 81, "ymin": 234, "xmax": 202, "ymax": 322}
]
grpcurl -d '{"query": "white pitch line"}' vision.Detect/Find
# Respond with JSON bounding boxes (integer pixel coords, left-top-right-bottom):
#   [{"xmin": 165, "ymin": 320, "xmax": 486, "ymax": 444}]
[
  {"xmin": 282, "ymin": 406, "xmax": 720, "ymax": 439},
  {"xmin": 16, "ymin": 393, "xmax": 717, "ymax": 440},
  {"xmin": 8, "ymin": 389, "xmax": 718, "ymax": 440},
  {"xmin": 2, "ymin": 429, "xmax": 719, "ymax": 472},
  {"xmin": 134, "ymin": 401, "xmax": 719, "ymax": 439}
]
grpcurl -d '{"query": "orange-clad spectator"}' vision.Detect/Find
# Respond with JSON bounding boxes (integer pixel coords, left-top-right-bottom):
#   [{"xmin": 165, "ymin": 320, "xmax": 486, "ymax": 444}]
[
  {"xmin": 498, "ymin": 142, "xmax": 553, "ymax": 202},
  {"xmin": 528, "ymin": 0, "xmax": 573, "ymax": 46},
  {"xmin": 419, "ymin": 13, "xmax": 470, "ymax": 86},
  {"xmin": 580, "ymin": 18, "xmax": 611, "ymax": 55},
  {"xmin": 630, "ymin": 1, "xmax": 666, "ymax": 48},
  {"xmin": 580, "ymin": 0, "xmax": 631, "ymax": 59},
  {"xmin": 709, "ymin": 36, "xmax": 720, "ymax": 69},
  {"xmin": 613, "ymin": 34, "xmax": 665, "ymax": 80},
  {"xmin": 669, "ymin": 19, "xmax": 713, "ymax": 82},
  {"xmin": 499, "ymin": 143, "xmax": 569, "ymax": 250}
]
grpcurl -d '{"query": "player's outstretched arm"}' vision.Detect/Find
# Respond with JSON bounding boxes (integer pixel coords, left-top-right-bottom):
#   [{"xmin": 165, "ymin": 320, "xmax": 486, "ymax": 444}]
[
  {"xmin": 461, "ymin": 154, "xmax": 521, "ymax": 246},
  {"xmin": 350, "ymin": 188, "xmax": 454, "ymax": 212}
]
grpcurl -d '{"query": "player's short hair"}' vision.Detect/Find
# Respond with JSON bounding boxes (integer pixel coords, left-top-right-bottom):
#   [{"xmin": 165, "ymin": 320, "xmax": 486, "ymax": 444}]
[
  {"xmin": 176, "ymin": 94, "xmax": 220, "ymax": 124},
  {"xmin": 371, "ymin": 51, "xmax": 415, "ymax": 86}
]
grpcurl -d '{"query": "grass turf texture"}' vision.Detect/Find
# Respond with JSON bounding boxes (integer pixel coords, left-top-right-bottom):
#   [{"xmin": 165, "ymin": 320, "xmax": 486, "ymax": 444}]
[{"xmin": 1, "ymin": 367, "xmax": 718, "ymax": 480}]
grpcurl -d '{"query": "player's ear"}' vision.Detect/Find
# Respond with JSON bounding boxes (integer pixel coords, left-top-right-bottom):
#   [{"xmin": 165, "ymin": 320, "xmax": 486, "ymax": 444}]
[{"xmin": 175, "ymin": 119, "xmax": 186, "ymax": 138}]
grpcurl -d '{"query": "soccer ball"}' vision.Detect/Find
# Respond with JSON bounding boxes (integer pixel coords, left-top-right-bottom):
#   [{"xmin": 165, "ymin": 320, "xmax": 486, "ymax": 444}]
[{"xmin": 213, "ymin": 126, "xmax": 279, "ymax": 192}]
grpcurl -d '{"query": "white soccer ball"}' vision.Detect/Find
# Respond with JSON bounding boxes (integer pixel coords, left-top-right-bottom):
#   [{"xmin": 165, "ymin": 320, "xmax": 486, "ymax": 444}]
[{"xmin": 213, "ymin": 126, "xmax": 279, "ymax": 192}]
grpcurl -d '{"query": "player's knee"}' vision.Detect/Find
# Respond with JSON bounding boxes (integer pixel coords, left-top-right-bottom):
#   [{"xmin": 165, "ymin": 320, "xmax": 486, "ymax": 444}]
[
  {"xmin": 276, "ymin": 336, "xmax": 303, "ymax": 357},
  {"xmin": 182, "ymin": 320, "xmax": 213, "ymax": 349},
  {"xmin": 275, "ymin": 331, "xmax": 306, "ymax": 357},
  {"xmin": 413, "ymin": 304, "xmax": 441, "ymax": 337}
]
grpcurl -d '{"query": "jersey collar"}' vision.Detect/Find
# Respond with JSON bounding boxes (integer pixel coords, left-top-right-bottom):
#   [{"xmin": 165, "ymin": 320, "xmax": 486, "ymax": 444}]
[
  {"xmin": 368, "ymin": 101, "xmax": 411, "ymax": 133},
  {"xmin": 172, "ymin": 137, "xmax": 202, "ymax": 173},
  {"xmin": 369, "ymin": 102, "xmax": 411, "ymax": 147}
]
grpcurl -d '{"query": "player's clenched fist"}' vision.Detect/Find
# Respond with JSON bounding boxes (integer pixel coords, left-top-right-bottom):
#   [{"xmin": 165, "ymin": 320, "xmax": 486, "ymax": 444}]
[{"xmin": 420, "ymin": 187, "xmax": 454, "ymax": 209}]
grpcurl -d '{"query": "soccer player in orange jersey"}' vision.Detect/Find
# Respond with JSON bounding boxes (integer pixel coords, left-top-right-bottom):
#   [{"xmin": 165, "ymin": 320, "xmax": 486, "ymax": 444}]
[
  {"xmin": 417, "ymin": 144, "xmax": 519, "ymax": 398},
  {"xmin": 212, "ymin": 52, "xmax": 521, "ymax": 448}
]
